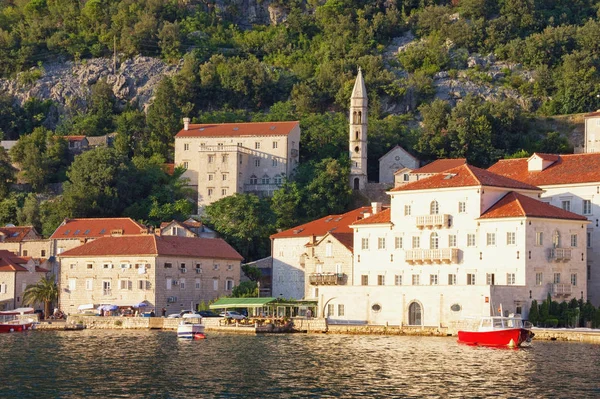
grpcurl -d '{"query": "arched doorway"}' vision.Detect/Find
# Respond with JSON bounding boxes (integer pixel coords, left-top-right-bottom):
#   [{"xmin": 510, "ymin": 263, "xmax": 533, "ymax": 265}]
[
  {"xmin": 408, "ymin": 302, "xmax": 422, "ymax": 325},
  {"xmin": 353, "ymin": 178, "xmax": 360, "ymax": 190}
]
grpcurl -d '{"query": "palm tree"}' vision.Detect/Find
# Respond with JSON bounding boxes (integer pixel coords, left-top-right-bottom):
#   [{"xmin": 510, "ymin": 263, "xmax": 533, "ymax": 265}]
[{"xmin": 22, "ymin": 275, "xmax": 58, "ymax": 319}]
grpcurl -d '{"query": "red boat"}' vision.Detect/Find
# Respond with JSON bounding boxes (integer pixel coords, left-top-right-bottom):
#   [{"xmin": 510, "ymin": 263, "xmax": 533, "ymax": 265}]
[
  {"xmin": 458, "ymin": 316, "xmax": 534, "ymax": 348},
  {"xmin": 0, "ymin": 307, "xmax": 36, "ymax": 333}
]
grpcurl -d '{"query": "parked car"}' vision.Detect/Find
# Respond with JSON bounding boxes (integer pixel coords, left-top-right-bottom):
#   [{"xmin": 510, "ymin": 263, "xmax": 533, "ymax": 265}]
[
  {"xmin": 219, "ymin": 311, "xmax": 247, "ymax": 320},
  {"xmin": 167, "ymin": 310, "xmax": 193, "ymax": 318},
  {"xmin": 198, "ymin": 310, "xmax": 221, "ymax": 318}
]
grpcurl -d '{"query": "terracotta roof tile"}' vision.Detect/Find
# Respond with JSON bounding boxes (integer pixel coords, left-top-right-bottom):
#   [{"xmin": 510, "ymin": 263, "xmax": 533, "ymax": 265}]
[
  {"xmin": 50, "ymin": 218, "xmax": 147, "ymax": 240},
  {"xmin": 390, "ymin": 164, "xmax": 540, "ymax": 192},
  {"xmin": 175, "ymin": 121, "xmax": 299, "ymax": 138},
  {"xmin": 411, "ymin": 158, "xmax": 466, "ymax": 174},
  {"xmin": 330, "ymin": 232, "xmax": 354, "ymax": 251},
  {"xmin": 270, "ymin": 207, "xmax": 372, "ymax": 239},
  {"xmin": 0, "ymin": 250, "xmax": 28, "ymax": 272},
  {"xmin": 480, "ymin": 192, "xmax": 588, "ymax": 221},
  {"xmin": 66, "ymin": 136, "xmax": 86, "ymax": 141},
  {"xmin": 58, "ymin": 235, "xmax": 243, "ymax": 260},
  {"xmin": 0, "ymin": 226, "xmax": 40, "ymax": 242},
  {"xmin": 352, "ymin": 209, "xmax": 392, "ymax": 226},
  {"xmin": 488, "ymin": 153, "xmax": 600, "ymax": 186}
]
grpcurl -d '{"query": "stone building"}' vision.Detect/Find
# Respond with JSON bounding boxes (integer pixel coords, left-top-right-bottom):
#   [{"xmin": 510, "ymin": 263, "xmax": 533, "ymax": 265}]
[
  {"xmin": 0, "ymin": 250, "xmax": 50, "ymax": 311},
  {"xmin": 314, "ymin": 163, "xmax": 588, "ymax": 327},
  {"xmin": 394, "ymin": 158, "xmax": 466, "ymax": 187},
  {"xmin": 58, "ymin": 234, "xmax": 243, "ymax": 315},
  {"xmin": 174, "ymin": 120, "xmax": 301, "ymax": 211},
  {"xmin": 584, "ymin": 110, "xmax": 600, "ymax": 153},
  {"xmin": 0, "ymin": 226, "xmax": 50, "ymax": 258},
  {"xmin": 159, "ymin": 218, "xmax": 217, "ymax": 238},
  {"xmin": 349, "ymin": 68, "xmax": 368, "ymax": 190},
  {"xmin": 379, "ymin": 145, "xmax": 419, "ymax": 185}
]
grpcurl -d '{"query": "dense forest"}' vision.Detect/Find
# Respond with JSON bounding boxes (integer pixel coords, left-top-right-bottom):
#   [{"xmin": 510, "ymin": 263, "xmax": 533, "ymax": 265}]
[{"xmin": 0, "ymin": 0, "xmax": 599, "ymax": 260}]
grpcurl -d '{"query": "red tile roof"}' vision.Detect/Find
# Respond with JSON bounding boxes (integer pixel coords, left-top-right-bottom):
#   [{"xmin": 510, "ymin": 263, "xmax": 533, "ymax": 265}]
[
  {"xmin": 163, "ymin": 163, "xmax": 175, "ymax": 175},
  {"xmin": 411, "ymin": 158, "xmax": 466, "ymax": 174},
  {"xmin": 390, "ymin": 164, "xmax": 540, "ymax": 192},
  {"xmin": 0, "ymin": 226, "xmax": 40, "ymax": 242},
  {"xmin": 270, "ymin": 207, "xmax": 373, "ymax": 239},
  {"xmin": 0, "ymin": 250, "xmax": 28, "ymax": 272},
  {"xmin": 533, "ymin": 153, "xmax": 561, "ymax": 162},
  {"xmin": 330, "ymin": 232, "xmax": 354, "ymax": 251},
  {"xmin": 50, "ymin": 218, "xmax": 147, "ymax": 240},
  {"xmin": 352, "ymin": 209, "xmax": 392, "ymax": 226},
  {"xmin": 584, "ymin": 111, "xmax": 600, "ymax": 118},
  {"xmin": 175, "ymin": 121, "xmax": 299, "ymax": 138},
  {"xmin": 480, "ymin": 192, "xmax": 588, "ymax": 221},
  {"xmin": 488, "ymin": 153, "xmax": 600, "ymax": 186},
  {"xmin": 66, "ymin": 135, "xmax": 86, "ymax": 141},
  {"xmin": 58, "ymin": 235, "xmax": 243, "ymax": 260}
]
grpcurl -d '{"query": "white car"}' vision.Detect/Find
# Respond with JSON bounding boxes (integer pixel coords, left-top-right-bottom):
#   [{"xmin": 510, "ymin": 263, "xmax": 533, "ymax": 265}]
[
  {"xmin": 219, "ymin": 311, "xmax": 246, "ymax": 320},
  {"xmin": 167, "ymin": 310, "xmax": 193, "ymax": 318}
]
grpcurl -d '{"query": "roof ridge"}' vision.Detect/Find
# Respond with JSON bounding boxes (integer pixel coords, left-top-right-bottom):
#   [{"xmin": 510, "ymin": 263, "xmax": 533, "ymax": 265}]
[
  {"xmin": 463, "ymin": 164, "xmax": 481, "ymax": 185},
  {"xmin": 513, "ymin": 192, "xmax": 526, "ymax": 216}
]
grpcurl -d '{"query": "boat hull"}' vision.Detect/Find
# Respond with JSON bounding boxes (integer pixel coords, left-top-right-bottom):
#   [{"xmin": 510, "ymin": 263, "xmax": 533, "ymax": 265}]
[
  {"xmin": 458, "ymin": 328, "xmax": 533, "ymax": 347},
  {"xmin": 0, "ymin": 321, "xmax": 34, "ymax": 333},
  {"xmin": 177, "ymin": 324, "xmax": 206, "ymax": 340}
]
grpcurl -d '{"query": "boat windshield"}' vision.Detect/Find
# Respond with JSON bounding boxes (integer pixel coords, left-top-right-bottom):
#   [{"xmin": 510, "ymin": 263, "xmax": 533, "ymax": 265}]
[{"xmin": 493, "ymin": 318, "xmax": 504, "ymax": 328}]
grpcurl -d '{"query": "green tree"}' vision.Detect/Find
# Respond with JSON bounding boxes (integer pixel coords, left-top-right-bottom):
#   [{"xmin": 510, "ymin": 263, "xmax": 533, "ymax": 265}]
[
  {"xmin": 231, "ymin": 281, "xmax": 258, "ymax": 298},
  {"xmin": 146, "ymin": 77, "xmax": 181, "ymax": 161},
  {"xmin": 0, "ymin": 147, "xmax": 15, "ymax": 198},
  {"xmin": 299, "ymin": 157, "xmax": 352, "ymax": 219},
  {"xmin": 17, "ymin": 193, "xmax": 41, "ymax": 231},
  {"xmin": 271, "ymin": 181, "xmax": 302, "ymax": 230},
  {"xmin": 23, "ymin": 275, "xmax": 58, "ymax": 319},
  {"xmin": 528, "ymin": 299, "xmax": 539, "ymax": 326},
  {"xmin": 241, "ymin": 264, "xmax": 262, "ymax": 282}
]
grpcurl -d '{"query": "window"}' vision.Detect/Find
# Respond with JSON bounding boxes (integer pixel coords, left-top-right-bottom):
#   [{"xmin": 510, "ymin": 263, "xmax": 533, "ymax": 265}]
[
  {"xmin": 571, "ymin": 234, "xmax": 578, "ymax": 247},
  {"xmin": 227, "ymin": 264, "xmax": 233, "ymax": 271},
  {"xmin": 404, "ymin": 205, "xmax": 411, "ymax": 216},
  {"xmin": 221, "ymin": 188, "xmax": 227, "ymax": 196},
  {"xmin": 458, "ymin": 201, "xmax": 466, "ymax": 213},
  {"xmin": 103, "ymin": 281, "xmax": 111, "ymax": 295},
  {"xmin": 571, "ymin": 273, "xmax": 577, "ymax": 286},
  {"xmin": 553, "ymin": 273, "xmax": 561, "ymax": 284},
  {"xmin": 213, "ymin": 278, "xmax": 218, "ymax": 291},
  {"xmin": 587, "ymin": 231, "xmax": 592, "ymax": 248},
  {"xmin": 184, "ymin": 143, "xmax": 189, "ymax": 151},
  {"xmin": 68, "ymin": 279, "xmax": 77, "ymax": 291},
  {"xmin": 41, "ymin": 250, "xmax": 46, "ymax": 257},
  {"xmin": 583, "ymin": 199, "xmax": 592, "ymax": 215},
  {"xmin": 561, "ymin": 200, "xmax": 571, "ymax": 212},
  {"xmin": 448, "ymin": 274, "xmax": 456, "ymax": 285},
  {"xmin": 506, "ymin": 232, "xmax": 516, "ymax": 245},
  {"xmin": 361, "ymin": 238, "xmax": 369, "ymax": 250},
  {"xmin": 208, "ymin": 174, "xmax": 214, "ymax": 181},
  {"xmin": 250, "ymin": 175, "xmax": 258, "ymax": 185},
  {"xmin": 208, "ymin": 188, "xmax": 213, "ymax": 196},
  {"xmin": 378, "ymin": 237, "xmax": 386, "ymax": 250},
  {"xmin": 272, "ymin": 158, "xmax": 278, "ymax": 167},
  {"xmin": 403, "ymin": 174, "xmax": 409, "ymax": 182},
  {"xmin": 536, "ymin": 272, "xmax": 543, "ymax": 286},
  {"xmin": 467, "ymin": 273, "xmax": 476, "ymax": 285},
  {"xmin": 138, "ymin": 280, "xmax": 146, "ymax": 290},
  {"xmin": 86, "ymin": 279, "xmax": 93, "ymax": 291},
  {"xmin": 395, "ymin": 237, "xmax": 403, "ymax": 249},
  {"xmin": 23, "ymin": 250, "xmax": 28, "ymax": 256},
  {"xmin": 412, "ymin": 236, "xmax": 420, "ymax": 249},
  {"xmin": 328, "ymin": 304, "xmax": 334, "ymax": 317},
  {"xmin": 430, "ymin": 233, "xmax": 439, "ymax": 249},
  {"xmin": 395, "ymin": 275, "xmax": 402, "ymax": 285},
  {"xmin": 507, "ymin": 273, "xmax": 515, "ymax": 285},
  {"xmin": 255, "ymin": 142, "xmax": 261, "ymax": 149},
  {"xmin": 325, "ymin": 242, "xmax": 333, "ymax": 257},
  {"xmin": 448, "ymin": 235, "xmax": 456, "ymax": 247},
  {"xmin": 213, "ymin": 264, "xmax": 219, "ymax": 270},
  {"xmin": 120, "ymin": 280, "xmax": 132, "ymax": 290},
  {"xmin": 377, "ymin": 275, "xmax": 385, "ymax": 286},
  {"xmin": 486, "ymin": 273, "xmax": 495, "ymax": 285},
  {"xmin": 536, "ymin": 232, "xmax": 543, "ymax": 246},
  {"xmin": 208, "ymin": 155, "xmax": 215, "ymax": 163},
  {"xmin": 338, "ymin": 304, "xmax": 345, "ymax": 316},
  {"xmin": 0, "ymin": 283, "xmax": 5, "ymax": 294},
  {"xmin": 183, "ymin": 162, "xmax": 188, "ymax": 169},
  {"xmin": 412, "ymin": 275, "xmax": 420, "ymax": 285},
  {"xmin": 164, "ymin": 262, "xmax": 172, "ymax": 269},
  {"xmin": 486, "ymin": 233, "xmax": 496, "ymax": 246},
  {"xmin": 103, "ymin": 263, "xmax": 112, "ymax": 269},
  {"xmin": 222, "ymin": 154, "xmax": 228, "ymax": 163},
  {"xmin": 274, "ymin": 175, "xmax": 282, "ymax": 185},
  {"xmin": 87, "ymin": 264, "xmax": 93, "ymax": 269},
  {"xmin": 430, "ymin": 274, "xmax": 438, "ymax": 285},
  {"xmin": 467, "ymin": 234, "xmax": 476, "ymax": 247},
  {"xmin": 254, "ymin": 159, "xmax": 260, "ymax": 167},
  {"xmin": 361, "ymin": 275, "xmax": 368, "ymax": 285},
  {"xmin": 262, "ymin": 175, "xmax": 270, "ymax": 185},
  {"xmin": 195, "ymin": 279, "xmax": 201, "ymax": 289},
  {"xmin": 273, "ymin": 141, "xmax": 278, "ymax": 149},
  {"xmin": 222, "ymin": 174, "xmax": 227, "ymax": 181},
  {"xmin": 430, "ymin": 200, "xmax": 439, "ymax": 215}
]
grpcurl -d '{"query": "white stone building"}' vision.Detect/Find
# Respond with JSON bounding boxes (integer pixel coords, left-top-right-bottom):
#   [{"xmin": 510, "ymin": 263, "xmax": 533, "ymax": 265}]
[
  {"xmin": 174, "ymin": 120, "xmax": 301, "ymax": 211},
  {"xmin": 584, "ymin": 110, "xmax": 600, "ymax": 153},
  {"xmin": 315, "ymin": 164, "xmax": 588, "ymax": 327},
  {"xmin": 379, "ymin": 145, "xmax": 419, "ymax": 184},
  {"xmin": 394, "ymin": 158, "xmax": 466, "ymax": 187},
  {"xmin": 489, "ymin": 152, "xmax": 600, "ymax": 305}
]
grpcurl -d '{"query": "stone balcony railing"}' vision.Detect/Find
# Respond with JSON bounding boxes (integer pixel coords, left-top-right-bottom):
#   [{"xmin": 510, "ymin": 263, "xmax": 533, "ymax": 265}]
[
  {"xmin": 309, "ymin": 273, "xmax": 344, "ymax": 285},
  {"xmin": 548, "ymin": 248, "xmax": 572, "ymax": 262},
  {"xmin": 415, "ymin": 214, "xmax": 451, "ymax": 229},
  {"xmin": 405, "ymin": 248, "xmax": 459, "ymax": 264},
  {"xmin": 552, "ymin": 283, "xmax": 572, "ymax": 297}
]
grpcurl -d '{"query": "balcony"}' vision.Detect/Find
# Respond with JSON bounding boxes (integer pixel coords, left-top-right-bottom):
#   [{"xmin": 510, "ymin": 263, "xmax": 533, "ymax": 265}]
[
  {"xmin": 552, "ymin": 283, "xmax": 572, "ymax": 297},
  {"xmin": 309, "ymin": 273, "xmax": 344, "ymax": 285},
  {"xmin": 405, "ymin": 248, "xmax": 459, "ymax": 264},
  {"xmin": 548, "ymin": 248, "xmax": 572, "ymax": 262},
  {"xmin": 415, "ymin": 214, "xmax": 451, "ymax": 229}
]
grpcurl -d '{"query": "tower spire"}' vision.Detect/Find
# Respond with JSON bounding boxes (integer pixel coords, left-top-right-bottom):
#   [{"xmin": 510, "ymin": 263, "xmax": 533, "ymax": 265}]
[{"xmin": 349, "ymin": 69, "xmax": 368, "ymax": 190}]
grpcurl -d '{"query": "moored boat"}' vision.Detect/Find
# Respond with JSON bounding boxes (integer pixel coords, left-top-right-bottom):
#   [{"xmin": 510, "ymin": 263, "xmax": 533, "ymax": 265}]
[
  {"xmin": 0, "ymin": 307, "xmax": 36, "ymax": 333},
  {"xmin": 177, "ymin": 314, "xmax": 206, "ymax": 340},
  {"xmin": 458, "ymin": 316, "xmax": 534, "ymax": 348}
]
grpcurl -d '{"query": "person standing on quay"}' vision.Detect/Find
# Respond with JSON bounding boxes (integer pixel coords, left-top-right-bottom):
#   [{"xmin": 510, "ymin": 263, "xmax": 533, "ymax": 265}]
[{"xmin": 162, "ymin": 308, "xmax": 166, "ymax": 317}]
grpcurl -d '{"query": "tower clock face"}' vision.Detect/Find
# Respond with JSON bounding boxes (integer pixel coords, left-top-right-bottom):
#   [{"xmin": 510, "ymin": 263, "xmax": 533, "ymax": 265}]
[{"xmin": 395, "ymin": 156, "xmax": 400, "ymax": 161}]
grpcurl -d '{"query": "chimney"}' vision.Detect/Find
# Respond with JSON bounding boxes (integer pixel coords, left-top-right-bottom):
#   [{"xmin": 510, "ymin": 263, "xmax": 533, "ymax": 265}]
[
  {"xmin": 372, "ymin": 202, "xmax": 382, "ymax": 215},
  {"xmin": 183, "ymin": 117, "xmax": 190, "ymax": 131}
]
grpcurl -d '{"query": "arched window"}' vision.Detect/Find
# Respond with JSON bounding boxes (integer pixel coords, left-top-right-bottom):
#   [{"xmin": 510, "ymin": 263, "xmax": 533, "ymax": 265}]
[
  {"xmin": 354, "ymin": 146, "xmax": 360, "ymax": 153},
  {"xmin": 553, "ymin": 230, "xmax": 561, "ymax": 248},
  {"xmin": 357, "ymin": 111, "xmax": 362, "ymax": 124},
  {"xmin": 430, "ymin": 232, "xmax": 439, "ymax": 249},
  {"xmin": 262, "ymin": 174, "xmax": 270, "ymax": 185},
  {"xmin": 249, "ymin": 175, "xmax": 257, "ymax": 185},
  {"xmin": 353, "ymin": 111, "xmax": 358, "ymax": 124},
  {"xmin": 430, "ymin": 200, "xmax": 439, "ymax": 215},
  {"xmin": 409, "ymin": 302, "xmax": 422, "ymax": 326},
  {"xmin": 355, "ymin": 131, "xmax": 359, "ymax": 140},
  {"xmin": 353, "ymin": 178, "xmax": 360, "ymax": 190},
  {"xmin": 274, "ymin": 174, "xmax": 282, "ymax": 185}
]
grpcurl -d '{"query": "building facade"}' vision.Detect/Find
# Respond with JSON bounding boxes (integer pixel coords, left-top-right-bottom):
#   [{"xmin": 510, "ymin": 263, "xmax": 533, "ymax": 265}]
[
  {"xmin": 379, "ymin": 146, "xmax": 419, "ymax": 184},
  {"xmin": 174, "ymin": 120, "xmax": 301, "ymax": 211},
  {"xmin": 584, "ymin": 111, "xmax": 600, "ymax": 153},
  {"xmin": 58, "ymin": 235, "xmax": 243, "ymax": 314},
  {"xmin": 0, "ymin": 250, "xmax": 50, "ymax": 311},
  {"xmin": 315, "ymin": 164, "xmax": 588, "ymax": 327}
]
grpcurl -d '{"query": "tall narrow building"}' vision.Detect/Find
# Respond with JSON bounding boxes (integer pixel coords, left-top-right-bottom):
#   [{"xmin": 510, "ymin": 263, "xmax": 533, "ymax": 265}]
[{"xmin": 349, "ymin": 68, "xmax": 368, "ymax": 190}]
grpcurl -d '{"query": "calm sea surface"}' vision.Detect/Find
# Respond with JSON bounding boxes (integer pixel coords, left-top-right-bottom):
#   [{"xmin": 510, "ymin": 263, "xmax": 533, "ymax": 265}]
[{"xmin": 1, "ymin": 329, "xmax": 599, "ymax": 398}]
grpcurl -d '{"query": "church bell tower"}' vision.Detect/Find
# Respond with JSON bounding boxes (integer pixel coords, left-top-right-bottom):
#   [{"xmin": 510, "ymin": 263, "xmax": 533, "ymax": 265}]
[{"xmin": 349, "ymin": 68, "xmax": 368, "ymax": 190}]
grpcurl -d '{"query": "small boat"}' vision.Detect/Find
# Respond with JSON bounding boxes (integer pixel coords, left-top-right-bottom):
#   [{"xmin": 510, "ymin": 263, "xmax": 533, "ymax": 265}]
[
  {"xmin": 0, "ymin": 307, "xmax": 36, "ymax": 333},
  {"xmin": 177, "ymin": 314, "xmax": 206, "ymax": 340},
  {"xmin": 458, "ymin": 316, "xmax": 534, "ymax": 348}
]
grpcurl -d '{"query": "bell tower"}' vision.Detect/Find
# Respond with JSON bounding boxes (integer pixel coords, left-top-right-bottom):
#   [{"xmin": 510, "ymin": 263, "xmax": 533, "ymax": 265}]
[{"xmin": 349, "ymin": 68, "xmax": 368, "ymax": 190}]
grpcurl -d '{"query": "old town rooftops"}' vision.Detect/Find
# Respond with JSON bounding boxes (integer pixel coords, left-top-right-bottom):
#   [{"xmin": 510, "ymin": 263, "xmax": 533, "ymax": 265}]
[
  {"xmin": 351, "ymin": 208, "xmax": 391, "ymax": 226},
  {"xmin": 0, "ymin": 250, "xmax": 49, "ymax": 272},
  {"xmin": 389, "ymin": 164, "xmax": 541, "ymax": 192},
  {"xmin": 58, "ymin": 235, "xmax": 243, "ymax": 260},
  {"xmin": 175, "ymin": 121, "xmax": 299, "ymax": 138},
  {"xmin": 0, "ymin": 226, "xmax": 41, "ymax": 242},
  {"xmin": 479, "ymin": 192, "xmax": 589, "ymax": 221},
  {"xmin": 50, "ymin": 218, "xmax": 147, "ymax": 240},
  {"xmin": 411, "ymin": 158, "xmax": 466, "ymax": 174},
  {"xmin": 488, "ymin": 153, "xmax": 600, "ymax": 186}
]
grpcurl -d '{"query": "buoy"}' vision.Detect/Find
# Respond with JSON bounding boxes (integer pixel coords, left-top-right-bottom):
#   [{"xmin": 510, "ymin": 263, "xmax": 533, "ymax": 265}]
[
  {"xmin": 193, "ymin": 333, "xmax": 206, "ymax": 340},
  {"xmin": 508, "ymin": 339, "xmax": 515, "ymax": 348}
]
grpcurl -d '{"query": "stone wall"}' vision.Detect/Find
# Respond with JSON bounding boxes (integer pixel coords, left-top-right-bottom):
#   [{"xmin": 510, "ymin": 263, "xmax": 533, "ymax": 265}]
[{"xmin": 327, "ymin": 324, "xmax": 449, "ymax": 336}]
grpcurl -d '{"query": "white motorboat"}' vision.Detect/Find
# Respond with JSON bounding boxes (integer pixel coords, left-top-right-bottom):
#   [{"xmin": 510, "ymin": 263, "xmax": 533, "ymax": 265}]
[{"xmin": 177, "ymin": 314, "xmax": 206, "ymax": 340}]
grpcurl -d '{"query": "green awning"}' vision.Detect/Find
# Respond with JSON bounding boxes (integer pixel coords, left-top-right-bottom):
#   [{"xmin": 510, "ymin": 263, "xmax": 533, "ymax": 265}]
[{"xmin": 210, "ymin": 297, "xmax": 277, "ymax": 309}]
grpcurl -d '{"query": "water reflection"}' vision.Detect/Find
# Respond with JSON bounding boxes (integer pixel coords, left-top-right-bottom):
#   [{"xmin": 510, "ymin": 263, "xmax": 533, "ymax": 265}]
[{"xmin": 0, "ymin": 330, "xmax": 599, "ymax": 398}]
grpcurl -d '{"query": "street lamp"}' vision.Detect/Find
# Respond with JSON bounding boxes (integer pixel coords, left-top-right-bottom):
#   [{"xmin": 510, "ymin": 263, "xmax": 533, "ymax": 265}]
[{"xmin": 257, "ymin": 281, "xmax": 260, "ymax": 298}]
